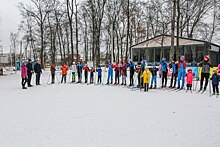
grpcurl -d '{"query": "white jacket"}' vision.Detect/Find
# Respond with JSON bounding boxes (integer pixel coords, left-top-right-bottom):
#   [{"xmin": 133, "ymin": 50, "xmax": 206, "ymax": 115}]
[{"xmin": 70, "ymin": 65, "xmax": 77, "ymax": 72}]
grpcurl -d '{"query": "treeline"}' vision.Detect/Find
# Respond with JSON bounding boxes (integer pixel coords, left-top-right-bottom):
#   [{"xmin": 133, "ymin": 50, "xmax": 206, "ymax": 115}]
[{"xmin": 15, "ymin": 0, "xmax": 220, "ymax": 67}]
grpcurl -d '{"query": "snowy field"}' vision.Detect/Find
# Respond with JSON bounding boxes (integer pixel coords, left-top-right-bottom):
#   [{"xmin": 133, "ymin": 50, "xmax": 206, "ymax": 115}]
[{"xmin": 0, "ymin": 70, "xmax": 220, "ymax": 147}]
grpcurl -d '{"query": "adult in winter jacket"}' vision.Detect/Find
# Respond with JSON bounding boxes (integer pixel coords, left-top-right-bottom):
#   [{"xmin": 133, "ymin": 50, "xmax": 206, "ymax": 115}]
[
  {"xmin": 177, "ymin": 56, "xmax": 187, "ymax": 89},
  {"xmin": 140, "ymin": 60, "xmax": 146, "ymax": 87},
  {"xmin": 61, "ymin": 64, "xmax": 69, "ymax": 83},
  {"xmin": 106, "ymin": 61, "xmax": 114, "ymax": 84},
  {"xmin": 186, "ymin": 68, "xmax": 195, "ymax": 92},
  {"xmin": 199, "ymin": 55, "xmax": 212, "ymax": 92},
  {"xmin": 70, "ymin": 62, "xmax": 77, "ymax": 82},
  {"xmin": 34, "ymin": 60, "xmax": 42, "ymax": 85},
  {"xmin": 211, "ymin": 70, "xmax": 219, "ymax": 96},
  {"xmin": 77, "ymin": 62, "xmax": 83, "ymax": 83},
  {"xmin": 135, "ymin": 63, "xmax": 141, "ymax": 87},
  {"xmin": 26, "ymin": 59, "xmax": 33, "ymax": 87},
  {"xmin": 50, "ymin": 64, "xmax": 56, "ymax": 84},
  {"xmin": 21, "ymin": 61, "xmax": 28, "ymax": 89},
  {"xmin": 161, "ymin": 57, "xmax": 168, "ymax": 88},
  {"xmin": 141, "ymin": 68, "xmax": 151, "ymax": 92},
  {"xmin": 114, "ymin": 62, "xmax": 120, "ymax": 85},
  {"xmin": 150, "ymin": 65, "xmax": 158, "ymax": 89},
  {"xmin": 127, "ymin": 60, "xmax": 135, "ymax": 86},
  {"xmin": 169, "ymin": 59, "xmax": 178, "ymax": 88}
]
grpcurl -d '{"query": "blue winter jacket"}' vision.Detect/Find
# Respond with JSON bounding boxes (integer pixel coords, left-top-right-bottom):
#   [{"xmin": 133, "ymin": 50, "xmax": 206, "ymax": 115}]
[
  {"xmin": 97, "ymin": 69, "xmax": 102, "ymax": 76},
  {"xmin": 161, "ymin": 61, "xmax": 168, "ymax": 72},
  {"xmin": 211, "ymin": 73, "xmax": 219, "ymax": 85}
]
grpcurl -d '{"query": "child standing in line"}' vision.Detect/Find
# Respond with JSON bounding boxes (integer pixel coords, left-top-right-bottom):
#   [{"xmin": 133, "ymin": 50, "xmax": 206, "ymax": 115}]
[
  {"xmin": 50, "ymin": 64, "xmax": 56, "ymax": 84},
  {"xmin": 186, "ymin": 68, "xmax": 195, "ymax": 93},
  {"xmin": 83, "ymin": 64, "xmax": 89, "ymax": 83},
  {"xmin": 141, "ymin": 68, "xmax": 151, "ymax": 92},
  {"xmin": 121, "ymin": 62, "xmax": 127, "ymax": 86},
  {"xmin": 70, "ymin": 62, "xmax": 77, "ymax": 83},
  {"xmin": 89, "ymin": 67, "xmax": 95, "ymax": 84},
  {"xmin": 150, "ymin": 65, "xmax": 158, "ymax": 89},
  {"xmin": 97, "ymin": 66, "xmax": 102, "ymax": 84},
  {"xmin": 211, "ymin": 70, "xmax": 219, "ymax": 96},
  {"xmin": 61, "ymin": 64, "xmax": 69, "ymax": 83}
]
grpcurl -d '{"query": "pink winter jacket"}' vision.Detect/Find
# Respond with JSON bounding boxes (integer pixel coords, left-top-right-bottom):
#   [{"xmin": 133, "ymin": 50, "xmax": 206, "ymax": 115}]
[{"xmin": 21, "ymin": 65, "xmax": 28, "ymax": 78}]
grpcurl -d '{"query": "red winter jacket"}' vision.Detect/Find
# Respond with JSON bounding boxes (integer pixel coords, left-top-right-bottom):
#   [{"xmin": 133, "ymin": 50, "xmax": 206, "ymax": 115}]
[
  {"xmin": 83, "ymin": 66, "xmax": 89, "ymax": 71},
  {"xmin": 122, "ymin": 65, "xmax": 127, "ymax": 76},
  {"xmin": 106, "ymin": 64, "xmax": 114, "ymax": 69},
  {"xmin": 186, "ymin": 71, "xmax": 194, "ymax": 85},
  {"xmin": 178, "ymin": 60, "xmax": 187, "ymax": 68},
  {"xmin": 89, "ymin": 68, "xmax": 94, "ymax": 73},
  {"xmin": 114, "ymin": 63, "xmax": 120, "ymax": 71}
]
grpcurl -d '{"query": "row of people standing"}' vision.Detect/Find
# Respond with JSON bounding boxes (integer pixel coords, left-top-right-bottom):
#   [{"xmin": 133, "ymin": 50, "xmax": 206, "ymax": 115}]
[{"xmin": 21, "ymin": 55, "xmax": 218, "ymax": 96}]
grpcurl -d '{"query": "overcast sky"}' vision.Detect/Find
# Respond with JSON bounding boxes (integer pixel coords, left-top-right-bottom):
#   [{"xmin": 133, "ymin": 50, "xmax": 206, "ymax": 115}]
[{"xmin": 0, "ymin": 0, "xmax": 28, "ymax": 52}]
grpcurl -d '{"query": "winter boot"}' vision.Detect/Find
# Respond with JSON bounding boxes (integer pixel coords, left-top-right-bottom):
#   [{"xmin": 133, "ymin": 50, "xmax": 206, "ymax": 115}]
[
  {"xmin": 22, "ymin": 87, "xmax": 27, "ymax": 89},
  {"xmin": 150, "ymin": 85, "xmax": 153, "ymax": 89}
]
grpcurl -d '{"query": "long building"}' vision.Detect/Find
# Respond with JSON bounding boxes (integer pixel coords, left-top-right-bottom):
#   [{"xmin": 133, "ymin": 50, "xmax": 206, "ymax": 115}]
[{"xmin": 131, "ymin": 34, "xmax": 220, "ymax": 66}]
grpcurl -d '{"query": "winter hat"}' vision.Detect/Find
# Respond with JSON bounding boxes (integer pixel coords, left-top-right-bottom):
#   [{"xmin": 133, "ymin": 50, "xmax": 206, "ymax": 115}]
[
  {"xmin": 162, "ymin": 57, "xmax": 166, "ymax": 61},
  {"xmin": 188, "ymin": 68, "xmax": 192, "ymax": 72},
  {"xmin": 180, "ymin": 56, "xmax": 185, "ymax": 61},
  {"xmin": 141, "ymin": 60, "xmax": 146, "ymax": 65},
  {"xmin": 204, "ymin": 55, "xmax": 209, "ymax": 61}
]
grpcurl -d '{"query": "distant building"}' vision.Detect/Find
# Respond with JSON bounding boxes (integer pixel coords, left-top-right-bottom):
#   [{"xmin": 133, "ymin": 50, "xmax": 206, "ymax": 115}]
[{"xmin": 131, "ymin": 34, "xmax": 220, "ymax": 66}]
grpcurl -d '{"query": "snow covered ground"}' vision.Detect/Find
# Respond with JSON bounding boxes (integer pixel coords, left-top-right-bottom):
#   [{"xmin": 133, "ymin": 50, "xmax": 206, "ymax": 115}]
[{"xmin": 0, "ymin": 70, "xmax": 220, "ymax": 147}]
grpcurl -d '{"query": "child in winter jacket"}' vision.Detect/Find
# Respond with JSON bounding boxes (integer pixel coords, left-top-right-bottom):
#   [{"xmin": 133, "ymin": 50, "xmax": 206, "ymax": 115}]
[
  {"xmin": 83, "ymin": 64, "xmax": 89, "ymax": 83},
  {"xmin": 89, "ymin": 67, "xmax": 95, "ymax": 84},
  {"xmin": 97, "ymin": 66, "xmax": 102, "ymax": 84},
  {"xmin": 141, "ymin": 68, "xmax": 151, "ymax": 92},
  {"xmin": 150, "ymin": 65, "xmax": 158, "ymax": 89},
  {"xmin": 211, "ymin": 70, "xmax": 219, "ymax": 96},
  {"xmin": 21, "ymin": 61, "xmax": 28, "ymax": 89},
  {"xmin": 50, "ymin": 64, "xmax": 56, "ymax": 84},
  {"xmin": 121, "ymin": 63, "xmax": 127, "ymax": 85},
  {"xmin": 186, "ymin": 68, "xmax": 195, "ymax": 92},
  {"xmin": 61, "ymin": 64, "xmax": 68, "ymax": 83},
  {"xmin": 70, "ymin": 62, "xmax": 77, "ymax": 82}
]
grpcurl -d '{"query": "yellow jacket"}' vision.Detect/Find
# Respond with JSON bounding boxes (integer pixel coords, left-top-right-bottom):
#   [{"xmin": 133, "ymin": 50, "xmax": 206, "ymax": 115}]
[{"xmin": 142, "ymin": 70, "xmax": 151, "ymax": 84}]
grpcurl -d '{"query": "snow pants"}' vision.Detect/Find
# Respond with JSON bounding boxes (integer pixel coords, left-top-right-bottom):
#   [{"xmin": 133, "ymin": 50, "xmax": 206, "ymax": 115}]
[
  {"xmin": 151, "ymin": 76, "xmax": 157, "ymax": 87},
  {"xmin": 200, "ymin": 73, "xmax": 210, "ymax": 90},
  {"xmin": 107, "ymin": 69, "xmax": 113, "ymax": 84},
  {"xmin": 178, "ymin": 71, "xmax": 186, "ymax": 88}
]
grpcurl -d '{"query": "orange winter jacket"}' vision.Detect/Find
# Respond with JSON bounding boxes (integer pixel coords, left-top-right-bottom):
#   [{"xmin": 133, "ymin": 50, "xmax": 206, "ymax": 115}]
[{"xmin": 61, "ymin": 65, "xmax": 69, "ymax": 75}]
